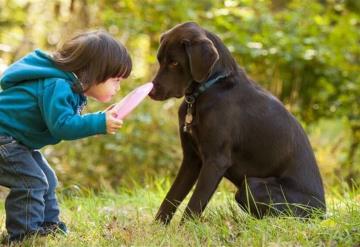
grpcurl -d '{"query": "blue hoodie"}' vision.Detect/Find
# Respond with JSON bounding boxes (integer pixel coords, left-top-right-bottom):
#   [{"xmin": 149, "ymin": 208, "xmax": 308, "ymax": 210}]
[{"xmin": 0, "ymin": 49, "xmax": 107, "ymax": 149}]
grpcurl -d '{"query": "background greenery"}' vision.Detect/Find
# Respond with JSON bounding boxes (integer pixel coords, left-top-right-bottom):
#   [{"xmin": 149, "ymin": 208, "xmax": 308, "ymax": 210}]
[{"xmin": 0, "ymin": 0, "xmax": 359, "ymax": 191}]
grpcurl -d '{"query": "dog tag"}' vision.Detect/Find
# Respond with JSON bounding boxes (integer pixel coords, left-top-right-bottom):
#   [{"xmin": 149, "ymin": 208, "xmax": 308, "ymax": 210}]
[
  {"xmin": 183, "ymin": 124, "xmax": 189, "ymax": 132},
  {"xmin": 185, "ymin": 113, "xmax": 193, "ymax": 124},
  {"xmin": 184, "ymin": 96, "xmax": 194, "ymax": 133}
]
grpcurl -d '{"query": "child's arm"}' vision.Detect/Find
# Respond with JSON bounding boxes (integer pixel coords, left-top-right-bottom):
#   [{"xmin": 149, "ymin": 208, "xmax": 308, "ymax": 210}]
[{"xmin": 39, "ymin": 79, "xmax": 112, "ymax": 140}]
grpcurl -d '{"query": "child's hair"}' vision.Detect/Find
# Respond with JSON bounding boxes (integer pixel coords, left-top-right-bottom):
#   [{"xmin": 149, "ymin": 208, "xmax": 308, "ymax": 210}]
[{"xmin": 52, "ymin": 30, "xmax": 132, "ymax": 93}]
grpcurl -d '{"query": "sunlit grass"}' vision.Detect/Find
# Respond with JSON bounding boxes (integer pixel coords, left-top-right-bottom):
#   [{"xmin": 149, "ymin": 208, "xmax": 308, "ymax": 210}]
[{"xmin": 0, "ymin": 181, "xmax": 359, "ymax": 246}]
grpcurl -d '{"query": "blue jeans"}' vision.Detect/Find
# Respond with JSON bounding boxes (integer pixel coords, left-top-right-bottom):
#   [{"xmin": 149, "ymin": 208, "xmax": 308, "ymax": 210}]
[{"xmin": 0, "ymin": 136, "xmax": 60, "ymax": 238}]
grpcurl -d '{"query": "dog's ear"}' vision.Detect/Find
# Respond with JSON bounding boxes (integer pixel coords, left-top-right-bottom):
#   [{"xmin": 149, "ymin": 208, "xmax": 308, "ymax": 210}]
[
  {"xmin": 160, "ymin": 33, "xmax": 166, "ymax": 43},
  {"xmin": 182, "ymin": 38, "xmax": 219, "ymax": 82}
]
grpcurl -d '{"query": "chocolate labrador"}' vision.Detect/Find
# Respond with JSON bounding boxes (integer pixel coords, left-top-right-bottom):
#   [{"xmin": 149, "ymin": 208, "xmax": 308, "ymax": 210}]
[{"xmin": 149, "ymin": 22, "xmax": 325, "ymax": 224}]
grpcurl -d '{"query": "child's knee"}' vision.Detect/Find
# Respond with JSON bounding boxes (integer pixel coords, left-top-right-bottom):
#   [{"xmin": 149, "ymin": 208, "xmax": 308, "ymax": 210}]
[{"xmin": 23, "ymin": 173, "xmax": 49, "ymax": 192}]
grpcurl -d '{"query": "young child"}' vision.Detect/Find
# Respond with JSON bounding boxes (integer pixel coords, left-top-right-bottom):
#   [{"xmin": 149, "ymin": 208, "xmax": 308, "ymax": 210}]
[{"xmin": 0, "ymin": 30, "xmax": 132, "ymax": 243}]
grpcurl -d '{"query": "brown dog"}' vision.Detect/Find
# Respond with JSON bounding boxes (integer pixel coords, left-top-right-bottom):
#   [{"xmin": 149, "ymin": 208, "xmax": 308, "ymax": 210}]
[{"xmin": 149, "ymin": 22, "xmax": 325, "ymax": 224}]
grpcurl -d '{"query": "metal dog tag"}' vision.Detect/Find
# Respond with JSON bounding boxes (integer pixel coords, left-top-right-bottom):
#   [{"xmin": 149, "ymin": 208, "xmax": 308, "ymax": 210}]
[
  {"xmin": 183, "ymin": 96, "xmax": 195, "ymax": 133},
  {"xmin": 183, "ymin": 125, "xmax": 189, "ymax": 132},
  {"xmin": 185, "ymin": 113, "xmax": 193, "ymax": 124}
]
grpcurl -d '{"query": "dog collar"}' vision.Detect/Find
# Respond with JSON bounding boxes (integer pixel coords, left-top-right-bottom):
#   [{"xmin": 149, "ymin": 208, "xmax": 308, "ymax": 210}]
[
  {"xmin": 183, "ymin": 73, "xmax": 227, "ymax": 133},
  {"xmin": 185, "ymin": 73, "xmax": 227, "ymax": 102}
]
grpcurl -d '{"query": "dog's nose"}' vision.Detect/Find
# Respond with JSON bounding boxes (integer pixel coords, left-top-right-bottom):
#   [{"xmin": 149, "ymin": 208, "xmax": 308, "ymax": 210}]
[{"xmin": 148, "ymin": 82, "xmax": 157, "ymax": 97}]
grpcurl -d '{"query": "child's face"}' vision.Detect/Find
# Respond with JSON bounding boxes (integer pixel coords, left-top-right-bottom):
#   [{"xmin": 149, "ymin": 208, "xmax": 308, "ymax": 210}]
[{"xmin": 85, "ymin": 77, "xmax": 122, "ymax": 102}]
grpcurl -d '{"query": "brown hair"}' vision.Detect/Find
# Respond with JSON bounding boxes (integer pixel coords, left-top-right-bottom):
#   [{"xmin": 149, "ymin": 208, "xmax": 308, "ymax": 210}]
[{"xmin": 52, "ymin": 30, "xmax": 132, "ymax": 92}]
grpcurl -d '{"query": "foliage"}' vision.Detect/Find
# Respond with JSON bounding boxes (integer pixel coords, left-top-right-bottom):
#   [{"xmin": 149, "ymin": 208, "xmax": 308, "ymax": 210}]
[
  {"xmin": 208, "ymin": 0, "xmax": 360, "ymax": 123},
  {"xmin": 0, "ymin": 0, "xmax": 359, "ymax": 188}
]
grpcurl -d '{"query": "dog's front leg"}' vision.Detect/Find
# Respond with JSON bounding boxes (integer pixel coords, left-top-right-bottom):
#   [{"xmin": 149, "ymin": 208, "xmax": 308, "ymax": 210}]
[
  {"xmin": 181, "ymin": 153, "xmax": 231, "ymax": 222},
  {"xmin": 155, "ymin": 134, "xmax": 201, "ymax": 224}
]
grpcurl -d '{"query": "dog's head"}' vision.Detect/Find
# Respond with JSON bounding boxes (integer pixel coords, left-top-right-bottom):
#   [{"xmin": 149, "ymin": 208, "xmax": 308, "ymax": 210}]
[{"xmin": 149, "ymin": 22, "xmax": 220, "ymax": 100}]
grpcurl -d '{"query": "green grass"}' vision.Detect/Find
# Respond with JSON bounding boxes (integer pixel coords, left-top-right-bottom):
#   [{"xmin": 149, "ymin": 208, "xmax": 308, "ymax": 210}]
[{"xmin": 0, "ymin": 182, "xmax": 359, "ymax": 247}]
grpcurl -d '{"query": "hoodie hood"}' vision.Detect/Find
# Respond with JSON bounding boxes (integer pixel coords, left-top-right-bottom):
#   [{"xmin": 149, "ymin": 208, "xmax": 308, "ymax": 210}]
[{"xmin": 0, "ymin": 49, "xmax": 76, "ymax": 90}]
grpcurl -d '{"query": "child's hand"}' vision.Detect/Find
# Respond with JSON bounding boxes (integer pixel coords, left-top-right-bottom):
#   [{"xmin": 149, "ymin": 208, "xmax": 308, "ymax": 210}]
[{"xmin": 105, "ymin": 107, "xmax": 123, "ymax": 134}]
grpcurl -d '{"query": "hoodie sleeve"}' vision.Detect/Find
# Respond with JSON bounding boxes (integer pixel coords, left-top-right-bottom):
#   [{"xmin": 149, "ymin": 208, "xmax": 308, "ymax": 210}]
[{"xmin": 40, "ymin": 79, "xmax": 107, "ymax": 140}]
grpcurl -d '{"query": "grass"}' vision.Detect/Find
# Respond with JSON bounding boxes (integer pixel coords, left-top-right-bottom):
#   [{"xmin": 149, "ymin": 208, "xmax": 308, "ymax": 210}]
[{"xmin": 0, "ymin": 181, "xmax": 359, "ymax": 247}]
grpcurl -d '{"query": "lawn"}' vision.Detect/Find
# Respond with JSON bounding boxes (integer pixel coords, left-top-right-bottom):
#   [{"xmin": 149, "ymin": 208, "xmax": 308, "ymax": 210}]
[{"xmin": 0, "ymin": 182, "xmax": 359, "ymax": 246}]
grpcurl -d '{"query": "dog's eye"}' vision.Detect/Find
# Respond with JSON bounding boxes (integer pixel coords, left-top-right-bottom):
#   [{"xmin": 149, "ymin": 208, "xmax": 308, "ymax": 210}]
[{"xmin": 169, "ymin": 61, "xmax": 179, "ymax": 68}]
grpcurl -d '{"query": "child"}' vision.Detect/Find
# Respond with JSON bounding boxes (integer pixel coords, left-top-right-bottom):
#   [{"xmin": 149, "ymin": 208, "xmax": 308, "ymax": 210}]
[{"xmin": 0, "ymin": 30, "xmax": 132, "ymax": 243}]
